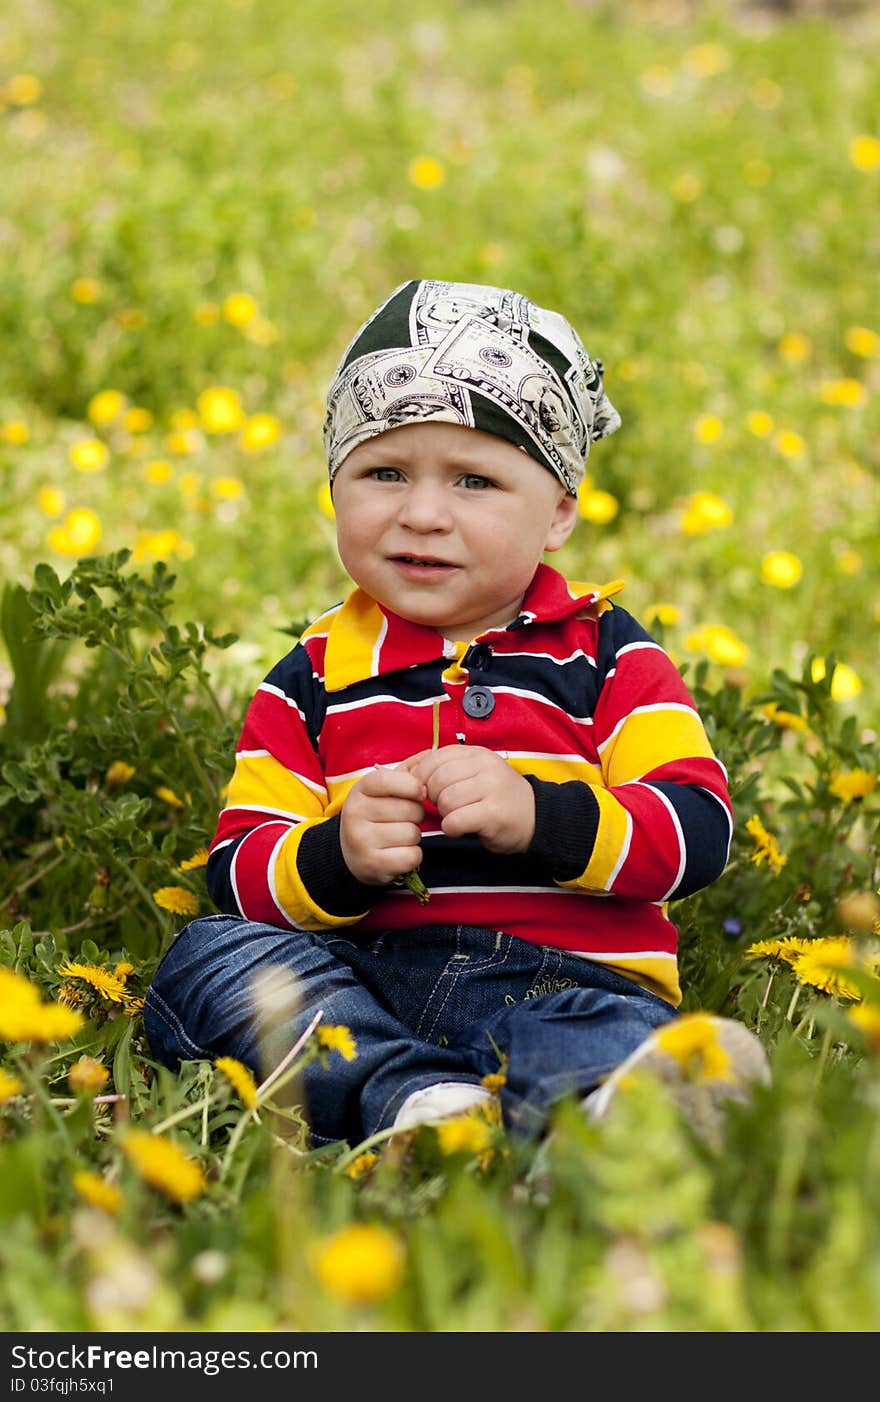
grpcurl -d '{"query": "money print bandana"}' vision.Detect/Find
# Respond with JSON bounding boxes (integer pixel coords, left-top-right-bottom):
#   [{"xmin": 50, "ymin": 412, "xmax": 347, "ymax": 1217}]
[{"xmin": 322, "ymin": 280, "xmax": 621, "ymax": 496}]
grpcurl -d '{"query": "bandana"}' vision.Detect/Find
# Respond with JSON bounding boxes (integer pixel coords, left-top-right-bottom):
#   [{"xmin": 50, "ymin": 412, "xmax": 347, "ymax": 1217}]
[{"xmin": 322, "ymin": 279, "xmax": 621, "ymax": 495}]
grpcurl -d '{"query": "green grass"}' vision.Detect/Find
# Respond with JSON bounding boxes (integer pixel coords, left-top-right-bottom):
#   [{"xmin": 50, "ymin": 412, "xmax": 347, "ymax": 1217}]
[{"xmin": 0, "ymin": 0, "xmax": 879, "ymax": 1333}]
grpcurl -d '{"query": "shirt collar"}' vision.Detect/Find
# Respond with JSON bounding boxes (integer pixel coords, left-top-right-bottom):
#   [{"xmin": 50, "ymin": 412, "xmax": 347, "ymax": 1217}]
[{"xmin": 321, "ymin": 563, "xmax": 626, "ymax": 692}]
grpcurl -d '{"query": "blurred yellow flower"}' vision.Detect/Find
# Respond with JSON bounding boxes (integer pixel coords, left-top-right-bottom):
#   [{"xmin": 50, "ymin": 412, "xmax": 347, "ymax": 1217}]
[
  {"xmin": 37, "ymin": 486, "xmax": 65, "ymax": 517},
  {"xmin": 70, "ymin": 277, "xmax": 102, "ymax": 304},
  {"xmin": 69, "ymin": 438, "xmax": 109, "ymax": 473},
  {"xmin": 210, "ymin": 476, "xmax": 244, "ymax": 501},
  {"xmin": 1, "ymin": 419, "xmax": 29, "ymax": 444},
  {"xmin": 0, "ymin": 967, "xmax": 84, "ymax": 1044},
  {"xmin": 408, "ymin": 155, "xmax": 445, "ymax": 189},
  {"xmin": 87, "ymin": 389, "xmax": 126, "ymax": 425},
  {"xmin": 436, "ymin": 1111, "xmax": 494, "ymax": 1157},
  {"xmin": 774, "ymin": 429, "xmax": 806, "ymax": 459},
  {"xmin": 316, "ymin": 1024, "xmax": 357, "ymax": 1061},
  {"xmin": 655, "ymin": 1013, "xmax": 734, "ymax": 1082},
  {"xmin": 645, "ymin": 603, "xmax": 680, "ymax": 627},
  {"xmin": 849, "ymin": 134, "xmax": 880, "ymax": 171},
  {"xmin": 178, "ymin": 471, "xmax": 203, "ymax": 496},
  {"xmin": 761, "ymin": 550, "xmax": 803, "ymax": 588},
  {"xmin": 193, "ymin": 301, "xmax": 220, "ymax": 326},
  {"xmin": 811, "ymin": 657, "xmax": 862, "ymax": 701},
  {"xmin": 197, "ymin": 386, "xmax": 245, "ymax": 433},
  {"xmin": 745, "ymin": 410, "xmax": 774, "ymax": 437},
  {"xmin": 577, "ymin": 487, "xmax": 619, "ymax": 524},
  {"xmin": 746, "ymin": 814, "xmax": 787, "ymax": 875},
  {"xmin": 114, "ymin": 307, "xmax": 146, "ymax": 329},
  {"xmin": 68, "ymin": 1055, "xmax": 110, "ymax": 1094},
  {"xmin": 671, "ymin": 171, "xmax": 702, "ymax": 202},
  {"xmin": 134, "ymin": 528, "xmax": 185, "ymax": 561},
  {"xmin": 170, "ymin": 409, "xmax": 200, "ymax": 431},
  {"xmin": 345, "ymin": 1152, "xmax": 378, "ymax": 1181},
  {"xmin": 836, "ymin": 549, "xmax": 862, "ymax": 575},
  {"xmin": 686, "ymin": 624, "xmax": 748, "ymax": 667},
  {"xmin": 845, "ymin": 325, "xmax": 879, "ymax": 357},
  {"xmin": 214, "ymin": 1056, "xmax": 258, "ymax": 1109},
  {"xmin": 122, "ymin": 1129, "xmax": 206, "ymax": 1203},
  {"xmin": 0, "ymin": 1068, "xmax": 23, "ymax": 1102},
  {"xmin": 153, "ymin": 886, "xmax": 199, "ymax": 917},
  {"xmin": 778, "ymin": 332, "xmax": 811, "ymax": 364},
  {"xmin": 72, "ymin": 1171, "xmax": 123, "ymax": 1216},
  {"xmin": 317, "ymin": 482, "xmax": 335, "ymax": 519},
  {"xmin": 828, "ymin": 768, "xmax": 875, "ymax": 804},
  {"xmin": 105, "ymin": 760, "xmax": 135, "ymax": 784},
  {"xmin": 750, "ymin": 78, "xmax": 782, "ymax": 109},
  {"xmin": 164, "ymin": 429, "xmax": 200, "ymax": 456},
  {"xmin": 819, "ymin": 378, "xmax": 866, "ymax": 407},
  {"xmin": 47, "ymin": 508, "xmax": 102, "ymax": 556},
  {"xmin": 123, "ymin": 406, "xmax": 154, "ymax": 433},
  {"xmin": 759, "ymin": 702, "xmax": 808, "ymax": 732},
  {"xmin": 693, "ymin": 414, "xmax": 723, "ymax": 444},
  {"xmin": 6, "ymin": 73, "xmax": 42, "ymax": 105},
  {"xmin": 679, "ymin": 491, "xmax": 733, "ymax": 535},
  {"xmin": 244, "ymin": 317, "xmax": 280, "ymax": 346},
  {"xmin": 223, "ymin": 293, "xmax": 259, "ymax": 326},
  {"xmin": 847, "ymin": 1000, "xmax": 880, "ymax": 1051},
  {"xmin": 155, "ymin": 785, "xmax": 186, "ymax": 808},
  {"xmin": 144, "ymin": 459, "xmax": 174, "ymax": 484},
  {"xmin": 640, "ymin": 64, "xmax": 675, "ymax": 97},
  {"xmin": 310, "ymin": 1223, "xmax": 404, "ymax": 1304},
  {"xmin": 240, "ymin": 413, "xmax": 281, "ymax": 452},
  {"xmin": 682, "ymin": 44, "xmax": 728, "ymax": 77},
  {"xmin": 179, "ymin": 846, "xmax": 209, "ymax": 871}
]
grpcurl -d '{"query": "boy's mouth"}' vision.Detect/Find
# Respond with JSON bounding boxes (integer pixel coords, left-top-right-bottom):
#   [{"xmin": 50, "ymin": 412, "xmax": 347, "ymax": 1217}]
[{"xmin": 390, "ymin": 554, "xmax": 457, "ymax": 570}]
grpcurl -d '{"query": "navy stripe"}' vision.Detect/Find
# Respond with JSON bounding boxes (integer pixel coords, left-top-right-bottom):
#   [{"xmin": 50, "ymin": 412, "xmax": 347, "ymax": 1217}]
[{"xmin": 647, "ymin": 782, "xmax": 730, "ymax": 899}]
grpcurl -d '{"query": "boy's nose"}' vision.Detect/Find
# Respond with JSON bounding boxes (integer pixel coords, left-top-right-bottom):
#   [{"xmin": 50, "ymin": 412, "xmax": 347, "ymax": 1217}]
[{"xmin": 397, "ymin": 482, "xmax": 451, "ymax": 531}]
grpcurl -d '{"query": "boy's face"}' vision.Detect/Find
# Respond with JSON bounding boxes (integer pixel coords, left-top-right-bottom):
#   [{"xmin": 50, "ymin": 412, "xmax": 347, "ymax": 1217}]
[{"xmin": 331, "ymin": 421, "xmax": 578, "ymax": 640}]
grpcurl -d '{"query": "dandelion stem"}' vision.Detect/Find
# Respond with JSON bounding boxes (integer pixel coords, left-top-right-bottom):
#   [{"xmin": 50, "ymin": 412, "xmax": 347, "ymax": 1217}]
[
  {"xmin": 257, "ymin": 1009, "xmax": 324, "ymax": 1101},
  {"xmin": 432, "ymin": 698, "xmax": 440, "ymax": 750},
  {"xmin": 150, "ymin": 1091, "xmax": 217, "ymax": 1136},
  {"xmin": 814, "ymin": 1024, "xmax": 834, "ymax": 1081},
  {"xmin": 785, "ymin": 983, "xmax": 802, "ymax": 1023}
]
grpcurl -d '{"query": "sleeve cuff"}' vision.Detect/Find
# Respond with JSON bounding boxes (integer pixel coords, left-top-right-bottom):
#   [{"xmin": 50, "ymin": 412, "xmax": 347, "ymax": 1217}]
[
  {"xmin": 524, "ymin": 776, "xmax": 600, "ymax": 881},
  {"xmin": 295, "ymin": 815, "xmax": 375, "ymax": 917}
]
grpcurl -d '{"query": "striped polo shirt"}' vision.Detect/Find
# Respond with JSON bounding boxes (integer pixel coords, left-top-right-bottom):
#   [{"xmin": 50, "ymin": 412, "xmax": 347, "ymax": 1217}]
[{"xmin": 206, "ymin": 564, "xmax": 733, "ymax": 1006}]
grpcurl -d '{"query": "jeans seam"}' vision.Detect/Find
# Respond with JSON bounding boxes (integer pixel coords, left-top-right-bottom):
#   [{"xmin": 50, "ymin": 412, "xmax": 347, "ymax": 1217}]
[{"xmin": 144, "ymin": 991, "xmax": 213, "ymax": 1061}]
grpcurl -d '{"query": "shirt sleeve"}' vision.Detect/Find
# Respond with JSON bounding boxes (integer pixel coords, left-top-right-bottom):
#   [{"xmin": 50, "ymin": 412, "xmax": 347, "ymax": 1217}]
[
  {"xmin": 205, "ymin": 643, "xmax": 374, "ymax": 929},
  {"xmin": 526, "ymin": 607, "xmax": 732, "ymax": 902}
]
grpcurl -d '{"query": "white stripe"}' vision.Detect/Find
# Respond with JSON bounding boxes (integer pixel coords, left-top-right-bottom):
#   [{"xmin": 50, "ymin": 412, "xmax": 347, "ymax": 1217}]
[
  {"xmin": 266, "ymin": 828, "xmax": 297, "ymax": 928},
  {"xmin": 628, "ymin": 782, "xmax": 686, "ymax": 901},
  {"xmin": 224, "ymin": 802, "xmax": 310, "ymax": 822},
  {"xmin": 257, "ymin": 682, "xmax": 307, "ymax": 720},
  {"xmin": 487, "ymin": 685, "xmax": 595, "ymax": 723},
  {"xmin": 497, "ymin": 750, "xmax": 596, "ymax": 765},
  {"xmin": 325, "ymin": 692, "xmax": 446, "ymax": 716},
  {"xmin": 210, "ymin": 837, "xmax": 234, "ymax": 854},
  {"xmin": 615, "ymin": 640, "xmax": 667, "ymax": 661},
  {"xmin": 604, "ymin": 809, "xmax": 633, "ymax": 891},
  {"xmin": 371, "ymin": 611, "xmax": 389, "ymax": 677},
  {"xmin": 699, "ymin": 784, "xmax": 734, "ymax": 859},
  {"xmin": 236, "ymin": 747, "xmax": 270, "ymax": 758},
  {"xmin": 597, "ymin": 702, "xmax": 697, "ymax": 754},
  {"xmin": 495, "ymin": 645, "xmax": 598, "ymax": 669},
  {"xmin": 563, "ymin": 947, "xmax": 677, "ymax": 963}
]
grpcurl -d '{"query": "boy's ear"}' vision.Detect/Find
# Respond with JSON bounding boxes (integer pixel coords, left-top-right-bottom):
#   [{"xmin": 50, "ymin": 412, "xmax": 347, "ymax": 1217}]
[{"xmin": 544, "ymin": 491, "xmax": 579, "ymax": 553}]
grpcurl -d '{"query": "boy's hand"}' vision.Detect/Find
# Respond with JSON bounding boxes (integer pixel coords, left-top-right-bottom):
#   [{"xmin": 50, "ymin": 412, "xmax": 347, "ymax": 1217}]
[
  {"xmin": 340, "ymin": 765, "xmax": 427, "ymax": 886},
  {"xmin": 404, "ymin": 746, "xmax": 535, "ymax": 854}
]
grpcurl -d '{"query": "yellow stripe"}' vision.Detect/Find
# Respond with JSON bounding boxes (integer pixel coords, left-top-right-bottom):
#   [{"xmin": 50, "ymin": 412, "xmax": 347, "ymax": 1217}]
[
  {"xmin": 560, "ymin": 784, "xmax": 629, "ymax": 891},
  {"xmin": 273, "ymin": 823, "xmax": 368, "ymax": 930},
  {"xmin": 322, "ymin": 589, "xmax": 386, "ymax": 692},
  {"xmin": 603, "ymin": 707, "xmax": 713, "ymax": 786},
  {"xmin": 227, "ymin": 754, "xmax": 327, "ymax": 819},
  {"xmin": 506, "ymin": 755, "xmax": 603, "ymax": 786}
]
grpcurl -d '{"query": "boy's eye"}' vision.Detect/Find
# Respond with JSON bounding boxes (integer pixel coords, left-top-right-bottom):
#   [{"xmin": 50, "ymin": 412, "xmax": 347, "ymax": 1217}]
[
  {"xmin": 368, "ymin": 467, "xmax": 403, "ymax": 482},
  {"xmin": 460, "ymin": 474, "xmax": 492, "ymax": 490}
]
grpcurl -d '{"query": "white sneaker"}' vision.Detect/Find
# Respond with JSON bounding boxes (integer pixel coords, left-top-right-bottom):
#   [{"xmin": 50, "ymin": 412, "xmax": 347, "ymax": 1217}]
[
  {"xmin": 392, "ymin": 1081, "xmax": 494, "ymax": 1131},
  {"xmin": 583, "ymin": 1013, "xmax": 770, "ymax": 1144}
]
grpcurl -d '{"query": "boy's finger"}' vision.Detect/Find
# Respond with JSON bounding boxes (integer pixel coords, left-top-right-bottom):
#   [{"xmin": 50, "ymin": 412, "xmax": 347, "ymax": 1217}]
[{"xmin": 362, "ymin": 764, "xmax": 426, "ymax": 799}]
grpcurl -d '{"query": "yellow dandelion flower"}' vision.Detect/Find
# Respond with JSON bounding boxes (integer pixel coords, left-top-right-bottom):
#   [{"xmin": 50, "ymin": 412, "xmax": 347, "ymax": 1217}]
[
  {"xmin": 72, "ymin": 1171, "xmax": 123, "ymax": 1215},
  {"xmin": 0, "ymin": 1068, "xmax": 24, "ymax": 1102},
  {"xmin": 845, "ymin": 325, "xmax": 879, "ymax": 358},
  {"xmin": 310, "ymin": 1223, "xmax": 404, "ymax": 1303},
  {"xmin": 819, "ymin": 378, "xmax": 866, "ymax": 408},
  {"xmin": 144, "ymin": 458, "xmax": 173, "ymax": 484},
  {"xmin": 153, "ymin": 887, "xmax": 200, "ymax": 917},
  {"xmin": 679, "ymin": 491, "xmax": 733, "ymax": 536},
  {"xmin": 6, "ymin": 73, "xmax": 43, "ymax": 105},
  {"xmin": 244, "ymin": 317, "xmax": 280, "ymax": 346},
  {"xmin": 655, "ymin": 1013, "xmax": 734, "ymax": 1082},
  {"xmin": 693, "ymin": 413, "xmax": 723, "ymax": 444},
  {"xmin": 744, "ymin": 936, "xmax": 812, "ymax": 966},
  {"xmin": 155, "ymin": 785, "xmax": 186, "ymax": 808},
  {"xmin": 671, "ymin": 171, "xmax": 702, "ymax": 202},
  {"xmin": 577, "ymin": 487, "xmax": 618, "ymax": 524},
  {"xmin": 0, "ymin": 969, "xmax": 84, "ymax": 1043},
  {"xmin": 774, "ymin": 429, "xmax": 807, "ymax": 459},
  {"xmin": 37, "ymin": 486, "xmax": 65, "ymax": 517},
  {"xmin": 683, "ymin": 44, "xmax": 729, "ymax": 77},
  {"xmin": 829, "ymin": 768, "xmax": 876, "ymax": 804},
  {"xmin": 122, "ymin": 406, "xmax": 153, "ymax": 433},
  {"xmin": 745, "ymin": 815, "xmax": 787, "ymax": 875},
  {"xmin": 436, "ymin": 1111, "xmax": 494, "ymax": 1156},
  {"xmin": 222, "ymin": 293, "xmax": 258, "ymax": 327},
  {"xmin": 778, "ymin": 332, "xmax": 811, "ymax": 364},
  {"xmin": 849, "ymin": 134, "xmax": 880, "ymax": 172},
  {"xmin": 811, "ymin": 657, "xmax": 862, "ymax": 702},
  {"xmin": 69, "ymin": 438, "xmax": 109, "ymax": 473},
  {"xmin": 115, "ymin": 963, "xmax": 135, "ymax": 981},
  {"xmin": 122, "ymin": 1129, "xmax": 206, "ymax": 1203},
  {"xmin": 71, "ymin": 277, "xmax": 102, "ymax": 305},
  {"xmin": 481, "ymin": 1071, "xmax": 507, "ymax": 1094},
  {"xmin": 114, "ymin": 307, "xmax": 146, "ymax": 329},
  {"xmin": 164, "ymin": 429, "xmax": 199, "ymax": 456},
  {"xmin": 686, "ymin": 624, "xmax": 748, "ymax": 667},
  {"xmin": 179, "ymin": 846, "xmax": 209, "ymax": 871},
  {"xmin": 214, "ymin": 1056, "xmax": 257, "ymax": 1110},
  {"xmin": 644, "ymin": 603, "xmax": 680, "ymax": 627},
  {"xmin": 209, "ymin": 476, "xmax": 244, "ymax": 501},
  {"xmin": 87, "ymin": 389, "xmax": 126, "ymax": 425},
  {"xmin": 68, "ymin": 1055, "xmax": 110, "ymax": 1094},
  {"xmin": 197, "ymin": 386, "xmax": 245, "ymax": 434},
  {"xmin": 193, "ymin": 301, "xmax": 220, "ymax": 326},
  {"xmin": 317, "ymin": 482, "xmax": 335, "ymax": 519},
  {"xmin": 316, "ymin": 1024, "xmax": 357, "ymax": 1061},
  {"xmin": 345, "ymin": 1152, "xmax": 378, "ymax": 1181},
  {"xmin": 746, "ymin": 410, "xmax": 774, "ymax": 437},
  {"xmin": 57, "ymin": 961, "xmax": 128, "ymax": 1004},
  {"xmin": 750, "ymin": 78, "xmax": 783, "ymax": 109},
  {"xmin": 2, "ymin": 419, "xmax": 30, "ymax": 444},
  {"xmin": 170, "ymin": 408, "xmax": 200, "ymax": 431},
  {"xmin": 239, "ymin": 413, "xmax": 281, "ymax": 453},
  {"xmin": 640, "ymin": 65, "xmax": 675, "ymax": 98},
  {"xmin": 408, "ymin": 155, "xmax": 445, "ymax": 190},
  {"xmin": 759, "ymin": 702, "xmax": 808, "ymax": 731},
  {"xmin": 761, "ymin": 550, "xmax": 803, "ymax": 588},
  {"xmin": 836, "ymin": 549, "xmax": 862, "ymax": 575},
  {"xmin": 105, "ymin": 760, "xmax": 135, "ymax": 784},
  {"xmin": 792, "ymin": 937, "xmax": 868, "ymax": 1000},
  {"xmin": 847, "ymin": 1001, "xmax": 880, "ymax": 1051}
]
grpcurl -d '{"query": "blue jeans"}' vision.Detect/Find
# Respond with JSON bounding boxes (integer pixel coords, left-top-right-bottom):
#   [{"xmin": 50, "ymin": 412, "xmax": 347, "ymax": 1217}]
[{"xmin": 144, "ymin": 917, "xmax": 677, "ymax": 1144}]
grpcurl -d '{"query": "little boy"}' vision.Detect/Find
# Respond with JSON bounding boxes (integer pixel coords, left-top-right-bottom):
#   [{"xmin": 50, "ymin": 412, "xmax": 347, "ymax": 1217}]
[{"xmin": 144, "ymin": 279, "xmax": 767, "ymax": 1145}]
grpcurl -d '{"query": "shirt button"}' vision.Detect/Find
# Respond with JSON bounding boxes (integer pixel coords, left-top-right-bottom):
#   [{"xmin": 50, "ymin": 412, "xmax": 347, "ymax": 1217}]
[{"xmin": 462, "ymin": 685, "xmax": 495, "ymax": 719}]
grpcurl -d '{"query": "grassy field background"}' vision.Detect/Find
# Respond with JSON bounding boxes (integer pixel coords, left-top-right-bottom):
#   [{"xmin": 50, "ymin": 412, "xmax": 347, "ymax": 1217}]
[{"xmin": 1, "ymin": 0, "xmax": 879, "ymax": 1335}]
